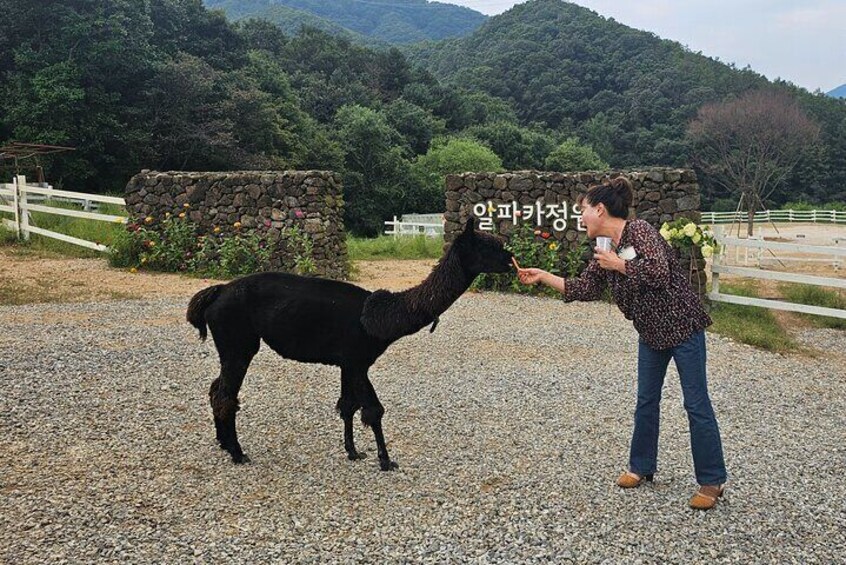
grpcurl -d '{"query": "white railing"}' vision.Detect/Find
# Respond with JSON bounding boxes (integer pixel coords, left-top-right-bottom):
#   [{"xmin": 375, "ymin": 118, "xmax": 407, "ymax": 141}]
[
  {"xmin": 384, "ymin": 214, "xmax": 444, "ymax": 237},
  {"xmin": 702, "ymin": 209, "xmax": 846, "ymax": 224},
  {"xmin": 25, "ymin": 191, "xmax": 104, "ymax": 212},
  {"xmin": 399, "ymin": 213, "xmax": 444, "ymax": 225},
  {"xmin": 0, "ymin": 175, "xmax": 127, "ymax": 252},
  {"xmin": 710, "ymin": 231, "xmax": 846, "ymax": 319}
]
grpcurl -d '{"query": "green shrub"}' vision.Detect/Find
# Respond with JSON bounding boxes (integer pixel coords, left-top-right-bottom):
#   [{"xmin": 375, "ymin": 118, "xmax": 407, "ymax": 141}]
[
  {"xmin": 192, "ymin": 229, "xmax": 272, "ymax": 277},
  {"xmin": 563, "ymin": 237, "xmax": 591, "ymax": 279},
  {"xmin": 659, "ymin": 218, "xmax": 717, "ymax": 258},
  {"xmin": 280, "ymin": 225, "xmax": 316, "ymax": 275},
  {"xmin": 109, "ymin": 211, "xmax": 313, "ymax": 279},
  {"xmin": 109, "ymin": 223, "xmax": 147, "ymax": 268}
]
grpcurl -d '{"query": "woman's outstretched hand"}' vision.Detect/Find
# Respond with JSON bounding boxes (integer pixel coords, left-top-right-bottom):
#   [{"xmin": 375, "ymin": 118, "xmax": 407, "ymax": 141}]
[
  {"xmin": 512, "ymin": 257, "xmax": 564, "ymax": 293},
  {"xmin": 517, "ymin": 267, "xmax": 546, "ymax": 285},
  {"xmin": 513, "ymin": 257, "xmax": 546, "ymax": 285}
]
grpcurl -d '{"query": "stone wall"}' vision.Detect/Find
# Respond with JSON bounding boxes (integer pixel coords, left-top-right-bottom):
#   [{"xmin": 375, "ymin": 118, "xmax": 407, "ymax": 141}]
[
  {"xmin": 444, "ymin": 169, "xmax": 707, "ymax": 296},
  {"xmin": 124, "ymin": 170, "xmax": 348, "ymax": 279}
]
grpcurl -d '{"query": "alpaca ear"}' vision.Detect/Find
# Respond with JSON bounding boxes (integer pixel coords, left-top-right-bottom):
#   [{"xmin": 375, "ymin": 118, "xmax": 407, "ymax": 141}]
[{"xmin": 463, "ymin": 217, "xmax": 476, "ymax": 235}]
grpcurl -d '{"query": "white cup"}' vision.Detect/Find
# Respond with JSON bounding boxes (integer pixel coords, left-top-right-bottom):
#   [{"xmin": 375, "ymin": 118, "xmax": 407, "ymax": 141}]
[{"xmin": 596, "ymin": 236, "xmax": 612, "ymax": 252}]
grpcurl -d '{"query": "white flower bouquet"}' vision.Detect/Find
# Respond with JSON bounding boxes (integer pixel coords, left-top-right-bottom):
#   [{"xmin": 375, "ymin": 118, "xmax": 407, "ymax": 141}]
[{"xmin": 659, "ymin": 218, "xmax": 718, "ymax": 258}]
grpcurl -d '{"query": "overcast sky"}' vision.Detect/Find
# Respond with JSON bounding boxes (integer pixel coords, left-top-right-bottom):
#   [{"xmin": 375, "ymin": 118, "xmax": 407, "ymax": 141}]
[{"xmin": 448, "ymin": 0, "xmax": 845, "ymax": 93}]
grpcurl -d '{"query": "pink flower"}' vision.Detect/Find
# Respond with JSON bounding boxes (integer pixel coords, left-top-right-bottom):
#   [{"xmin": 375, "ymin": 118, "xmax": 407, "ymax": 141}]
[{"xmin": 294, "ymin": 209, "xmax": 305, "ymax": 219}]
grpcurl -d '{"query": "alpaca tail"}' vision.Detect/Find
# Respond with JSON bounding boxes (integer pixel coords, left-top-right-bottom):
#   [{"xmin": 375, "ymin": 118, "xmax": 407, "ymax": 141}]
[{"xmin": 187, "ymin": 285, "xmax": 224, "ymax": 341}]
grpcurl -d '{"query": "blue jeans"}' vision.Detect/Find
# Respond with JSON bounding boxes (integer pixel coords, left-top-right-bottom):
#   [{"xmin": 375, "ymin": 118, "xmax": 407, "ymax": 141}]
[{"xmin": 630, "ymin": 331, "xmax": 727, "ymax": 485}]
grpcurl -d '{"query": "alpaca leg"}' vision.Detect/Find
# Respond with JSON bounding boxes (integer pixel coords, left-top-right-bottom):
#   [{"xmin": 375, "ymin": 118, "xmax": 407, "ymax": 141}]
[
  {"xmin": 209, "ymin": 377, "xmax": 226, "ymax": 449},
  {"xmin": 338, "ymin": 405, "xmax": 365, "ymax": 461},
  {"xmin": 336, "ymin": 368, "xmax": 364, "ymax": 460},
  {"xmin": 211, "ymin": 354, "xmax": 255, "ymax": 464},
  {"xmin": 206, "ymin": 315, "xmax": 260, "ymax": 464},
  {"xmin": 359, "ymin": 377, "xmax": 398, "ymax": 471}
]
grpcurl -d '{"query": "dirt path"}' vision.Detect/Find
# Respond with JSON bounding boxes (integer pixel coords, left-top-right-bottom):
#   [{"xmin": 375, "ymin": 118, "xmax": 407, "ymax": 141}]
[
  {"xmin": 352, "ymin": 259, "xmax": 437, "ymax": 291},
  {"xmin": 0, "ymin": 247, "xmax": 436, "ymax": 305},
  {"xmin": 1, "ymin": 243, "xmax": 837, "ymax": 308}
]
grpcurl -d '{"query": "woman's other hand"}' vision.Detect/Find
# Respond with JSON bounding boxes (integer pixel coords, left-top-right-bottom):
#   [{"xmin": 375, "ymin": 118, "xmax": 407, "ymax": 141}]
[{"xmin": 594, "ymin": 247, "xmax": 626, "ymax": 273}]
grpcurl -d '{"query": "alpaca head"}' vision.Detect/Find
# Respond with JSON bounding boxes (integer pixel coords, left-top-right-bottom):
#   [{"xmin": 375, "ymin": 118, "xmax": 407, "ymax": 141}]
[{"xmin": 453, "ymin": 217, "xmax": 514, "ymax": 276}]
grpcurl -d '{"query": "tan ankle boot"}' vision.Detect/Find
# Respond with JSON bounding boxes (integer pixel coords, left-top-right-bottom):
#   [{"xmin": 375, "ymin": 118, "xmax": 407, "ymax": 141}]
[
  {"xmin": 689, "ymin": 484, "xmax": 724, "ymax": 510},
  {"xmin": 616, "ymin": 471, "xmax": 654, "ymax": 488}
]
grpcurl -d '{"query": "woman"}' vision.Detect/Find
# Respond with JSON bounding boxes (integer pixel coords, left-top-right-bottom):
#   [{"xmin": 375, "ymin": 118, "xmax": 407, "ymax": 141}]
[{"xmin": 517, "ymin": 177, "xmax": 727, "ymax": 510}]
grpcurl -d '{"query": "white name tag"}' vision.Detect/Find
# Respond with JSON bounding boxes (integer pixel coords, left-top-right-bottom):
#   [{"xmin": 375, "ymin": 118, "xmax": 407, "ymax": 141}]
[{"xmin": 618, "ymin": 246, "xmax": 637, "ymax": 260}]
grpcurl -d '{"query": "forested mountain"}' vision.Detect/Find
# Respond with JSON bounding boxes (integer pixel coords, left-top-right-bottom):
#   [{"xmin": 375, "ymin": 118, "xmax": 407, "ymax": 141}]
[
  {"xmin": 407, "ymin": 0, "xmax": 846, "ymax": 203},
  {"xmin": 203, "ymin": 0, "xmax": 487, "ymax": 44},
  {"xmin": 206, "ymin": 1, "xmax": 376, "ymax": 46}
]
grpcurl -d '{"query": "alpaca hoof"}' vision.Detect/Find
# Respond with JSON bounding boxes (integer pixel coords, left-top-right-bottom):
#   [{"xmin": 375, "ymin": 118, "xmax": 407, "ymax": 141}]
[
  {"xmin": 347, "ymin": 451, "xmax": 367, "ymax": 461},
  {"xmin": 380, "ymin": 459, "xmax": 399, "ymax": 471},
  {"xmin": 231, "ymin": 453, "xmax": 251, "ymax": 464}
]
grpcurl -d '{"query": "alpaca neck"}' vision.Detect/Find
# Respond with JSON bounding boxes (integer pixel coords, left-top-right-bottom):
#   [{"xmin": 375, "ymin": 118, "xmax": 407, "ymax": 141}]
[
  {"xmin": 398, "ymin": 247, "xmax": 471, "ymax": 331},
  {"xmin": 360, "ymin": 247, "xmax": 473, "ymax": 343}
]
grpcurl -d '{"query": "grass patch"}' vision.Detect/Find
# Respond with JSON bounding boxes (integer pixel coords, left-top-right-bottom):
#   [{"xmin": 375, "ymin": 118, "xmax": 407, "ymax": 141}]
[
  {"xmin": 6, "ymin": 219, "xmax": 445, "ymax": 263},
  {"xmin": 0, "ymin": 223, "xmax": 17, "ymax": 244},
  {"xmin": 0, "ymin": 276, "xmax": 139, "ymax": 305},
  {"xmin": 0, "ymin": 200, "xmax": 127, "ymax": 258},
  {"xmin": 709, "ymin": 280, "xmax": 797, "ymax": 352},
  {"xmin": 778, "ymin": 282, "xmax": 846, "ymax": 329},
  {"xmin": 347, "ymin": 234, "xmax": 443, "ymax": 261}
]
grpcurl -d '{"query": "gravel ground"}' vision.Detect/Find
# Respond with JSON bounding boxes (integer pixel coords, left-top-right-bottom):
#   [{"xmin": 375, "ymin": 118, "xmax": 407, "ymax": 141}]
[{"xmin": 1, "ymin": 293, "xmax": 844, "ymax": 563}]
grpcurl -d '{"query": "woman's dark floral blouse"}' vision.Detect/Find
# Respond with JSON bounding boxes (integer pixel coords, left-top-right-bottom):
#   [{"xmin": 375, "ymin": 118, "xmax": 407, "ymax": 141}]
[{"xmin": 562, "ymin": 219, "xmax": 712, "ymax": 350}]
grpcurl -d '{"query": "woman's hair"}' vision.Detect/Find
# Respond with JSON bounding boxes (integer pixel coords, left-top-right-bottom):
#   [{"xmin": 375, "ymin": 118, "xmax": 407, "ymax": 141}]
[{"xmin": 580, "ymin": 177, "xmax": 633, "ymax": 219}]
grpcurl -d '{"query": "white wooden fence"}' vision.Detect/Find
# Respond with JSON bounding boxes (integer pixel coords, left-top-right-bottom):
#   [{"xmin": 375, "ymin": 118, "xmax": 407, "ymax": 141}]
[
  {"xmin": 384, "ymin": 214, "xmax": 444, "ymax": 237},
  {"xmin": 0, "ymin": 175, "xmax": 127, "ymax": 252},
  {"xmin": 710, "ymin": 230, "xmax": 846, "ymax": 319},
  {"xmin": 702, "ymin": 209, "xmax": 846, "ymax": 224}
]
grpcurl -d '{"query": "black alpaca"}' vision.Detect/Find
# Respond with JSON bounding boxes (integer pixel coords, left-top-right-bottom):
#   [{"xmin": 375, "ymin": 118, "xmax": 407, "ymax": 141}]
[{"xmin": 186, "ymin": 218, "xmax": 513, "ymax": 471}]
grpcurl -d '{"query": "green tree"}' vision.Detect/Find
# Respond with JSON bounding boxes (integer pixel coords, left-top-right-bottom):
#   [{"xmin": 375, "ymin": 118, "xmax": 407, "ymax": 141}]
[
  {"xmin": 333, "ymin": 104, "xmax": 411, "ymax": 235},
  {"xmin": 373, "ymin": 48, "xmax": 413, "ymax": 101},
  {"xmin": 231, "ymin": 51, "xmax": 325, "ymax": 169},
  {"xmin": 580, "ymin": 112, "xmax": 620, "ymax": 165},
  {"xmin": 410, "ymin": 137, "xmax": 503, "ymax": 212},
  {"xmin": 144, "ymin": 53, "xmax": 237, "ymax": 171},
  {"xmin": 544, "ymin": 138, "xmax": 608, "ymax": 172},
  {"xmin": 0, "ymin": 0, "xmax": 158, "ymax": 188},
  {"xmin": 688, "ymin": 89, "xmax": 821, "ymax": 235},
  {"xmin": 149, "ymin": 0, "xmax": 246, "ymax": 70},
  {"xmin": 458, "ymin": 91, "xmax": 519, "ymax": 127},
  {"xmin": 413, "ymin": 137, "xmax": 503, "ymax": 177},
  {"xmin": 383, "ymin": 98, "xmax": 447, "ymax": 155},
  {"xmin": 463, "ymin": 121, "xmax": 557, "ymax": 170}
]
